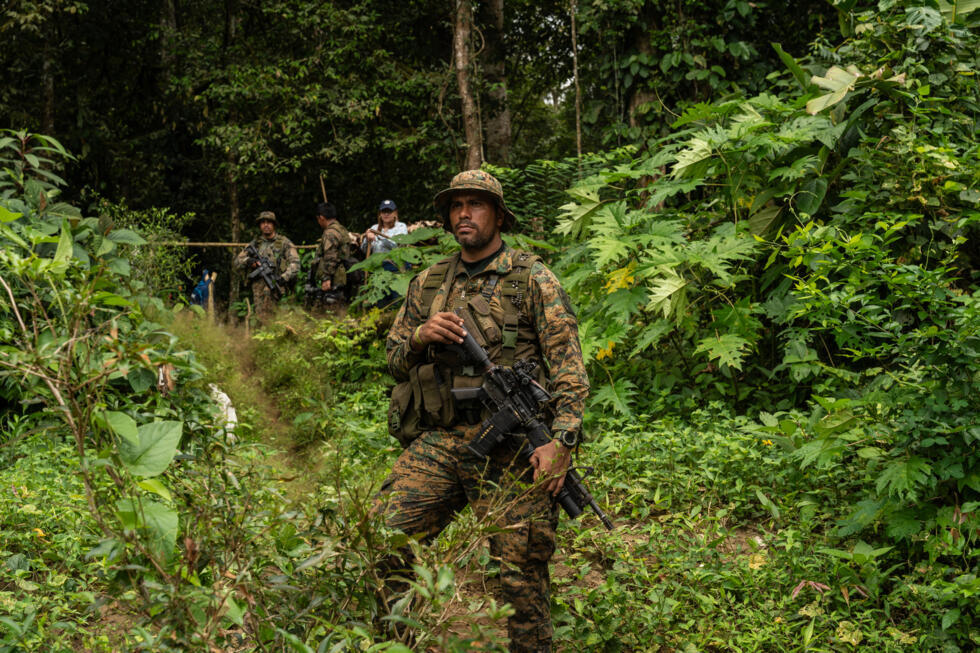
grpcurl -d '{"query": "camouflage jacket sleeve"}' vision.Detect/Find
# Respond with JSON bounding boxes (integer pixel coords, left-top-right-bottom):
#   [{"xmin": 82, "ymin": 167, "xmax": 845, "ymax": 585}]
[
  {"xmin": 233, "ymin": 240, "xmax": 255, "ymax": 270},
  {"xmin": 527, "ymin": 261, "xmax": 590, "ymax": 442},
  {"xmin": 386, "ymin": 270, "xmax": 431, "ymax": 381},
  {"xmin": 315, "ymin": 228, "xmax": 344, "ymax": 282},
  {"xmin": 279, "ymin": 238, "xmax": 300, "ymax": 281}
]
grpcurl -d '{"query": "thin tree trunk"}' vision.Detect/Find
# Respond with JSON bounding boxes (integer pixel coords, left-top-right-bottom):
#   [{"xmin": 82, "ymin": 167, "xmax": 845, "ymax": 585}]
[
  {"xmin": 42, "ymin": 45, "xmax": 55, "ymax": 134},
  {"xmin": 480, "ymin": 0, "xmax": 510, "ymax": 165},
  {"xmin": 224, "ymin": 0, "xmax": 241, "ymax": 312},
  {"xmin": 160, "ymin": 0, "xmax": 176, "ymax": 70},
  {"xmin": 570, "ymin": 0, "xmax": 582, "ymax": 159},
  {"xmin": 454, "ymin": 0, "xmax": 483, "ymax": 170},
  {"xmin": 227, "ymin": 152, "xmax": 242, "ymax": 310},
  {"xmin": 224, "ymin": 0, "xmax": 238, "ymax": 51},
  {"xmin": 627, "ymin": 5, "xmax": 657, "ymax": 128}
]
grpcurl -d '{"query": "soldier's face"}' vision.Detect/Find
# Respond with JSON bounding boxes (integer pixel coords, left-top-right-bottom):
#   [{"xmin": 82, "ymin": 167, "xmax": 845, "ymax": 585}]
[
  {"xmin": 259, "ymin": 220, "xmax": 276, "ymax": 237},
  {"xmin": 449, "ymin": 192, "xmax": 502, "ymax": 252}
]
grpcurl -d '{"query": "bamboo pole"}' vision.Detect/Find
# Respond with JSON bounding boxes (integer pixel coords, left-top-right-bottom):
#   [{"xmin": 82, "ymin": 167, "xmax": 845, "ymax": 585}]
[
  {"xmin": 150, "ymin": 241, "xmax": 317, "ymax": 249},
  {"xmin": 206, "ymin": 271, "xmax": 217, "ymax": 324}
]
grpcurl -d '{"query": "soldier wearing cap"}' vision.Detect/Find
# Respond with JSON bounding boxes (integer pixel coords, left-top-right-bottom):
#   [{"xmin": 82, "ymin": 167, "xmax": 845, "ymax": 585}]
[
  {"xmin": 377, "ymin": 170, "xmax": 589, "ymax": 652},
  {"xmin": 233, "ymin": 210, "xmax": 300, "ymax": 322},
  {"xmin": 362, "ymin": 199, "xmax": 409, "ymax": 256}
]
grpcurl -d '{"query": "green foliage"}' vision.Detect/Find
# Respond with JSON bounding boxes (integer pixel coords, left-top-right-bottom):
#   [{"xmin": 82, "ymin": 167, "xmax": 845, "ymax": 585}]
[
  {"xmin": 0, "ymin": 129, "xmax": 73, "ymax": 200},
  {"xmin": 92, "ymin": 198, "xmax": 197, "ymax": 300},
  {"xmin": 545, "ymin": 9, "xmax": 980, "ymax": 644}
]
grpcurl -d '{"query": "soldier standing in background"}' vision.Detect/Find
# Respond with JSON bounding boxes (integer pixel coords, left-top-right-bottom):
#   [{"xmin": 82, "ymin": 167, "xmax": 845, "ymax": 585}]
[
  {"xmin": 313, "ymin": 202, "xmax": 351, "ymax": 306},
  {"xmin": 233, "ymin": 210, "xmax": 299, "ymax": 323},
  {"xmin": 377, "ymin": 170, "xmax": 590, "ymax": 652}
]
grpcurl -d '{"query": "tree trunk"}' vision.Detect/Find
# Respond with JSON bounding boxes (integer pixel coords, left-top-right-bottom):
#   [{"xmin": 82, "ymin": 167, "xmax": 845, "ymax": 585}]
[
  {"xmin": 160, "ymin": 0, "xmax": 177, "ymax": 70},
  {"xmin": 42, "ymin": 45, "xmax": 55, "ymax": 135},
  {"xmin": 454, "ymin": 0, "xmax": 482, "ymax": 170},
  {"xmin": 627, "ymin": 6, "xmax": 657, "ymax": 128},
  {"xmin": 570, "ymin": 0, "xmax": 582, "ymax": 159},
  {"xmin": 224, "ymin": 0, "xmax": 239, "ymax": 51},
  {"xmin": 479, "ymin": 0, "xmax": 510, "ymax": 165},
  {"xmin": 227, "ymin": 151, "xmax": 242, "ymax": 310}
]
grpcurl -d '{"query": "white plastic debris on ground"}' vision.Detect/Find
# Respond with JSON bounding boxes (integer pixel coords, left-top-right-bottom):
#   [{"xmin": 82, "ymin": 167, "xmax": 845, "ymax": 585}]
[{"xmin": 209, "ymin": 383, "xmax": 238, "ymax": 444}]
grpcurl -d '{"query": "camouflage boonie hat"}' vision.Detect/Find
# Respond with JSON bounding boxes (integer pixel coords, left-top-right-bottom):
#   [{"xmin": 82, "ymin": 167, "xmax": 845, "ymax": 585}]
[
  {"xmin": 256, "ymin": 210, "xmax": 277, "ymax": 224},
  {"xmin": 433, "ymin": 169, "xmax": 517, "ymax": 232}
]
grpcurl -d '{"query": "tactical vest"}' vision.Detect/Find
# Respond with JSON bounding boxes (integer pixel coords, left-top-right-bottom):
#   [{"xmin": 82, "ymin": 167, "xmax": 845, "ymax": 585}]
[
  {"xmin": 324, "ymin": 221, "xmax": 351, "ymax": 259},
  {"xmin": 388, "ymin": 249, "xmax": 547, "ymax": 446},
  {"xmin": 318, "ymin": 222, "xmax": 351, "ymax": 286},
  {"xmin": 252, "ymin": 235, "xmax": 291, "ymax": 276}
]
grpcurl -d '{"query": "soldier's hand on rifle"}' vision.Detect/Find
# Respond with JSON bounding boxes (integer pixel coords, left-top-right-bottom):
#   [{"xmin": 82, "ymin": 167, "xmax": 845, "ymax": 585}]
[
  {"xmin": 321, "ymin": 280, "xmax": 331, "ymax": 291},
  {"xmin": 412, "ymin": 312, "xmax": 466, "ymax": 350},
  {"xmin": 530, "ymin": 439, "xmax": 572, "ymax": 496}
]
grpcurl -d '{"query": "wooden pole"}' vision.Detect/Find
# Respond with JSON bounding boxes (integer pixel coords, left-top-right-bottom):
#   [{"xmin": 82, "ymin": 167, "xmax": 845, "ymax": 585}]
[
  {"xmin": 150, "ymin": 241, "xmax": 317, "ymax": 249},
  {"xmin": 319, "ymin": 175, "xmax": 328, "ymax": 203},
  {"xmin": 206, "ymin": 271, "xmax": 217, "ymax": 324}
]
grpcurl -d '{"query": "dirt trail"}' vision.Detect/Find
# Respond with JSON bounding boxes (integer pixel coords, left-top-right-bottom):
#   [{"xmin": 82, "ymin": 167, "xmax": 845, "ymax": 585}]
[{"xmin": 169, "ymin": 313, "xmax": 327, "ymax": 498}]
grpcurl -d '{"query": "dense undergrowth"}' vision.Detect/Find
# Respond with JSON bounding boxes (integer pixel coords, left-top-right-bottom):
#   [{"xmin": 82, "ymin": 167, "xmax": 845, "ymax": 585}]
[
  {"xmin": 5, "ymin": 308, "xmax": 974, "ymax": 650},
  {"xmin": 3, "ymin": 3, "xmax": 980, "ymax": 651}
]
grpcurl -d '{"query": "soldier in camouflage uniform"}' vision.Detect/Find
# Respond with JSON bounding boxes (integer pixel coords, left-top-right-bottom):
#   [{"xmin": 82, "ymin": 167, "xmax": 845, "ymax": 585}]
[
  {"xmin": 313, "ymin": 202, "xmax": 351, "ymax": 306},
  {"xmin": 233, "ymin": 210, "xmax": 300, "ymax": 322},
  {"xmin": 378, "ymin": 170, "xmax": 589, "ymax": 652}
]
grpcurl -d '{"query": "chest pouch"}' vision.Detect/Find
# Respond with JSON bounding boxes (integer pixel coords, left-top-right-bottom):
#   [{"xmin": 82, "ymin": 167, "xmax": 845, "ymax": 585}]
[
  {"xmin": 386, "ymin": 362, "xmax": 458, "ymax": 447},
  {"xmin": 387, "ymin": 378, "xmax": 421, "ymax": 448}
]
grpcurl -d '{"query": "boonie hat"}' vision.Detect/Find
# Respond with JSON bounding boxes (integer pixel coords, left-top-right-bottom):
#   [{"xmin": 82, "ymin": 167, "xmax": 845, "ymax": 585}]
[
  {"xmin": 256, "ymin": 210, "xmax": 277, "ymax": 224},
  {"xmin": 379, "ymin": 199, "xmax": 397, "ymax": 211},
  {"xmin": 433, "ymin": 169, "xmax": 516, "ymax": 231}
]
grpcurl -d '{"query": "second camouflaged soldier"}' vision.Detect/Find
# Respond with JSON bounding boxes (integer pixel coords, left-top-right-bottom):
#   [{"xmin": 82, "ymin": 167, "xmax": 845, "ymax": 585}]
[
  {"xmin": 313, "ymin": 202, "xmax": 351, "ymax": 306},
  {"xmin": 233, "ymin": 210, "xmax": 300, "ymax": 322},
  {"xmin": 377, "ymin": 170, "xmax": 590, "ymax": 652}
]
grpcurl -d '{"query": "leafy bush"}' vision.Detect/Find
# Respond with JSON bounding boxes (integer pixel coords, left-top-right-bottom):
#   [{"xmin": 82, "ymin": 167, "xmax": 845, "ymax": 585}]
[{"xmin": 91, "ymin": 198, "xmax": 198, "ymax": 300}]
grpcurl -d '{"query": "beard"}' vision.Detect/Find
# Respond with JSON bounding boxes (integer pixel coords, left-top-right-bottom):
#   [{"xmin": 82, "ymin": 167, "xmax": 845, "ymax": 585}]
[{"xmin": 455, "ymin": 222, "xmax": 494, "ymax": 251}]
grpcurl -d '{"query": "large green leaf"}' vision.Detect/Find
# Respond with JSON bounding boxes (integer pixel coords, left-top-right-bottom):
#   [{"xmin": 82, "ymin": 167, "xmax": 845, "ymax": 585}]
[
  {"xmin": 590, "ymin": 379, "xmax": 637, "ymax": 416},
  {"xmin": 118, "ymin": 420, "xmax": 183, "ymax": 478},
  {"xmin": 796, "ymin": 178, "xmax": 828, "ymax": 216},
  {"xmin": 53, "ymin": 220, "xmax": 73, "ymax": 264},
  {"xmin": 106, "ymin": 228, "xmax": 147, "ymax": 245},
  {"xmin": 646, "ymin": 271, "xmax": 688, "ymax": 318},
  {"xmin": 105, "ymin": 411, "xmax": 139, "ymax": 446},
  {"xmin": 116, "ymin": 497, "xmax": 178, "ymax": 561},
  {"xmin": 0, "ymin": 206, "xmax": 22, "ymax": 223},
  {"xmin": 937, "ymin": 0, "xmax": 980, "ymax": 23},
  {"xmin": 771, "ymin": 43, "xmax": 815, "ymax": 93},
  {"xmin": 695, "ymin": 333, "xmax": 751, "ymax": 370},
  {"xmin": 806, "ymin": 65, "xmax": 862, "ymax": 115}
]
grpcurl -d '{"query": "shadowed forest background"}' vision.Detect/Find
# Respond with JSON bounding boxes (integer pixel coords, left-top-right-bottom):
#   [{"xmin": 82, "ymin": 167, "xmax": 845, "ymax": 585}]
[
  {"xmin": 2, "ymin": 1, "xmax": 980, "ymax": 651},
  {"xmin": 1, "ymin": 0, "xmax": 832, "ymax": 301}
]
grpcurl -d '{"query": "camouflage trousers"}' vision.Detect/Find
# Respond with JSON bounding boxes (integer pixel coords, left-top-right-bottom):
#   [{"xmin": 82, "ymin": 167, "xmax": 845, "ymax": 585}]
[
  {"xmin": 376, "ymin": 427, "xmax": 558, "ymax": 653},
  {"xmin": 250, "ymin": 281, "xmax": 279, "ymax": 323}
]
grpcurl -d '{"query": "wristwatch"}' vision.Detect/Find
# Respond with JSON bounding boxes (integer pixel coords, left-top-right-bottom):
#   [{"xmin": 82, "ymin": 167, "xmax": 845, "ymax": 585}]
[{"xmin": 554, "ymin": 430, "xmax": 578, "ymax": 450}]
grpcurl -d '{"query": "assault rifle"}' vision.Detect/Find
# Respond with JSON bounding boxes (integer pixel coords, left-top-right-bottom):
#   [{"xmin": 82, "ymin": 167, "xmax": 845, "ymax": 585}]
[
  {"xmin": 448, "ymin": 312, "xmax": 614, "ymax": 529},
  {"xmin": 303, "ymin": 256, "xmax": 344, "ymax": 307},
  {"xmin": 244, "ymin": 244, "xmax": 282, "ymax": 299}
]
